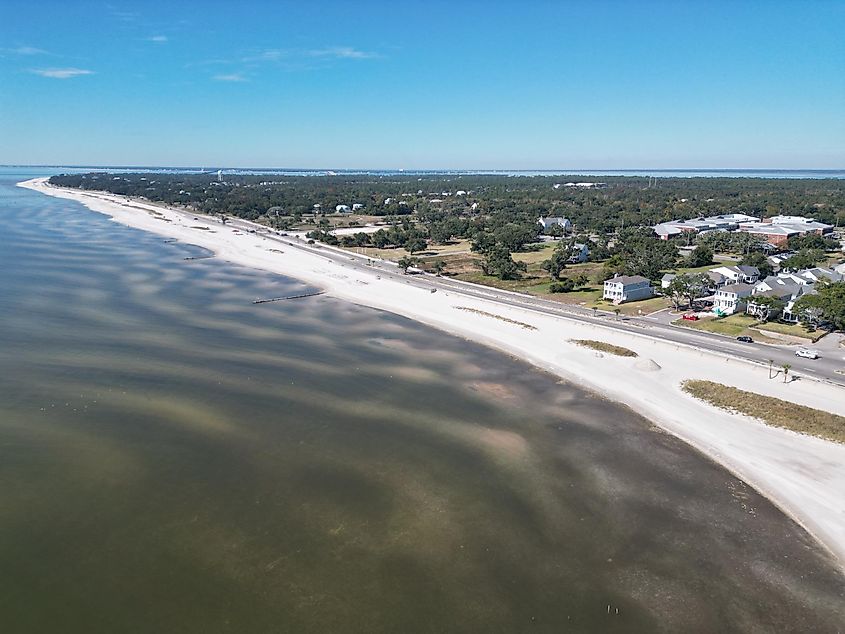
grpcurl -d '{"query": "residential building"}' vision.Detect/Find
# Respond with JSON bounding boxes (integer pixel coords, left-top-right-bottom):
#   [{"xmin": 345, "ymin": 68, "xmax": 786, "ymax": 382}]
[
  {"xmin": 713, "ymin": 283, "xmax": 753, "ymax": 315},
  {"xmin": 352, "ymin": 203, "xmax": 364, "ymax": 211},
  {"xmin": 567, "ymin": 242, "xmax": 590, "ymax": 264},
  {"xmin": 709, "ymin": 265, "xmax": 760, "ymax": 285},
  {"xmin": 661, "ymin": 273, "xmax": 676, "ymax": 289},
  {"xmin": 603, "ymin": 275, "xmax": 653, "ymax": 304},
  {"xmin": 537, "ymin": 216, "xmax": 571, "ymax": 233},
  {"xmin": 335, "ymin": 204, "xmax": 351, "ymax": 213}
]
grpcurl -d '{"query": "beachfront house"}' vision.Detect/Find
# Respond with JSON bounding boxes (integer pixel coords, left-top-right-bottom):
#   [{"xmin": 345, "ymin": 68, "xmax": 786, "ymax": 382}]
[
  {"xmin": 335, "ymin": 204, "xmax": 351, "ymax": 213},
  {"xmin": 538, "ymin": 216, "xmax": 571, "ymax": 233},
  {"xmin": 713, "ymin": 283, "xmax": 753, "ymax": 316},
  {"xmin": 602, "ymin": 275, "xmax": 653, "ymax": 304}
]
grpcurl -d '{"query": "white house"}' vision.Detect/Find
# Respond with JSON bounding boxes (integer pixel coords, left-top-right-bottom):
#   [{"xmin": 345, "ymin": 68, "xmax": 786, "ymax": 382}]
[
  {"xmin": 352, "ymin": 203, "xmax": 364, "ymax": 211},
  {"xmin": 567, "ymin": 243, "xmax": 590, "ymax": 264},
  {"xmin": 713, "ymin": 283, "xmax": 753, "ymax": 315},
  {"xmin": 709, "ymin": 265, "xmax": 760, "ymax": 285},
  {"xmin": 661, "ymin": 273, "xmax": 677, "ymax": 289},
  {"xmin": 335, "ymin": 204, "xmax": 351, "ymax": 213},
  {"xmin": 537, "ymin": 216, "xmax": 571, "ymax": 233},
  {"xmin": 603, "ymin": 275, "xmax": 653, "ymax": 304}
]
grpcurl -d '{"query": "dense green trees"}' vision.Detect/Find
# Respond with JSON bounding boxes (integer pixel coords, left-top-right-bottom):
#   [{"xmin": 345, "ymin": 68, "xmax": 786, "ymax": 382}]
[
  {"xmin": 779, "ymin": 250, "xmax": 827, "ymax": 272},
  {"xmin": 481, "ymin": 243, "xmax": 527, "ymax": 280},
  {"xmin": 684, "ymin": 245, "xmax": 714, "ymax": 267},
  {"xmin": 49, "ymin": 172, "xmax": 845, "ymax": 236},
  {"xmin": 739, "ymin": 252, "xmax": 774, "ymax": 277},
  {"xmin": 665, "ymin": 273, "xmax": 712, "ymax": 309},
  {"xmin": 793, "ymin": 281, "xmax": 845, "ymax": 328}
]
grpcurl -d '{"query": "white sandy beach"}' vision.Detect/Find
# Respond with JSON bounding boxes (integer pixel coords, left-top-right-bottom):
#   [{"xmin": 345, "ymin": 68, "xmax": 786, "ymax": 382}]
[{"xmin": 18, "ymin": 177, "xmax": 845, "ymax": 567}]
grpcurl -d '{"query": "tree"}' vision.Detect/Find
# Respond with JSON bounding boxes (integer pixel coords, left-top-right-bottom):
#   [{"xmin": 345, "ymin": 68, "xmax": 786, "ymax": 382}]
[
  {"xmin": 747, "ymin": 295, "xmax": 783, "ymax": 322},
  {"xmin": 481, "ymin": 243, "xmax": 527, "ymax": 280},
  {"xmin": 739, "ymin": 251, "xmax": 773, "ymax": 277},
  {"xmin": 541, "ymin": 247, "xmax": 569, "ymax": 280},
  {"xmin": 780, "ymin": 249, "xmax": 826, "ymax": 272},
  {"xmin": 493, "ymin": 223, "xmax": 538, "ymax": 252},
  {"xmin": 614, "ymin": 229, "xmax": 678, "ymax": 279},
  {"xmin": 397, "ymin": 255, "xmax": 419, "ymax": 274},
  {"xmin": 685, "ymin": 245, "xmax": 713, "ymax": 268},
  {"xmin": 573, "ymin": 273, "xmax": 590, "ymax": 288},
  {"xmin": 793, "ymin": 280, "xmax": 845, "ymax": 329},
  {"xmin": 782, "ymin": 363, "xmax": 791, "ymax": 384},
  {"xmin": 547, "ymin": 223, "xmax": 566, "ymax": 238},
  {"xmin": 665, "ymin": 273, "xmax": 712, "ymax": 309},
  {"xmin": 549, "ymin": 279, "xmax": 576, "ymax": 293},
  {"xmin": 431, "ymin": 260, "xmax": 446, "ymax": 275},
  {"xmin": 405, "ymin": 236, "xmax": 427, "ymax": 254}
]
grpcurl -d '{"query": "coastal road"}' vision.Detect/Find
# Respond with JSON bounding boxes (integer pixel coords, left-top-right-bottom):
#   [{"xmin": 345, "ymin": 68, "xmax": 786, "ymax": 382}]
[{"xmin": 215, "ymin": 216, "xmax": 845, "ymax": 387}]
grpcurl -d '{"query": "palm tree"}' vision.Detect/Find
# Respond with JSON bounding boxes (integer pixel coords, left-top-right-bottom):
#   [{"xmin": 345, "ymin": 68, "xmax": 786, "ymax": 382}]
[
  {"xmin": 768, "ymin": 359, "xmax": 774, "ymax": 379},
  {"xmin": 782, "ymin": 363, "xmax": 791, "ymax": 383},
  {"xmin": 614, "ymin": 308, "xmax": 621, "ymax": 321}
]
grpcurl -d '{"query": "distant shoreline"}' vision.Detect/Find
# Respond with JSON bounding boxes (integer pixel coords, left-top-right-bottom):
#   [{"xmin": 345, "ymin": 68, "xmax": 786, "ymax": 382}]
[
  {"xmin": 6, "ymin": 166, "xmax": 845, "ymax": 179},
  {"xmin": 18, "ymin": 176, "xmax": 845, "ymax": 569}
]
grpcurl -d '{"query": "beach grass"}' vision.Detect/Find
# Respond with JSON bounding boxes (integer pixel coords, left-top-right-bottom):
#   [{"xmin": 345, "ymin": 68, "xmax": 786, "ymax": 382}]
[
  {"xmin": 570, "ymin": 339, "xmax": 638, "ymax": 357},
  {"xmin": 682, "ymin": 380, "xmax": 845, "ymax": 444}
]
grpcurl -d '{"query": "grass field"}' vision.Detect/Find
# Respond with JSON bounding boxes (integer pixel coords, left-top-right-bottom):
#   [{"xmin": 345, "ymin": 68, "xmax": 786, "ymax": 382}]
[
  {"xmin": 673, "ymin": 313, "xmax": 816, "ymax": 341},
  {"xmin": 682, "ymin": 380, "xmax": 845, "ymax": 444}
]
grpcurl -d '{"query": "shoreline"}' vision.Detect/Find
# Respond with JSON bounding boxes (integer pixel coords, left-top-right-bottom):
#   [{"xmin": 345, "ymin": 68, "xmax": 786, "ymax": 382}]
[{"xmin": 18, "ymin": 176, "xmax": 845, "ymax": 569}]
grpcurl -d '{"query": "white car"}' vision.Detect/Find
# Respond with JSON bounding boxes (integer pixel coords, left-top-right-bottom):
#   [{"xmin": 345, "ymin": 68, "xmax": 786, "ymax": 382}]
[{"xmin": 795, "ymin": 348, "xmax": 820, "ymax": 359}]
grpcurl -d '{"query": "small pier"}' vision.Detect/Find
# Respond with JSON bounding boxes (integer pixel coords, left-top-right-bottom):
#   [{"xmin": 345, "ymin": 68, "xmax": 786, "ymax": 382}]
[{"xmin": 252, "ymin": 291, "xmax": 325, "ymax": 304}]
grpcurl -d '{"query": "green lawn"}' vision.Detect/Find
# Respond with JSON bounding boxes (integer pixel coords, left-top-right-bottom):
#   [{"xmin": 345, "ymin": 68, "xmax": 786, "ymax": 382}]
[
  {"xmin": 672, "ymin": 313, "xmax": 816, "ymax": 342},
  {"xmin": 673, "ymin": 314, "xmax": 758, "ymax": 337}
]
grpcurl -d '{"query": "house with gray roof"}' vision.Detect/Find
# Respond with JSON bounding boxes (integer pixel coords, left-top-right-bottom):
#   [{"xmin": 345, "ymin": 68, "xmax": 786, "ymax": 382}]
[
  {"xmin": 537, "ymin": 216, "xmax": 571, "ymax": 233},
  {"xmin": 603, "ymin": 275, "xmax": 653, "ymax": 304},
  {"xmin": 713, "ymin": 283, "xmax": 753, "ymax": 315}
]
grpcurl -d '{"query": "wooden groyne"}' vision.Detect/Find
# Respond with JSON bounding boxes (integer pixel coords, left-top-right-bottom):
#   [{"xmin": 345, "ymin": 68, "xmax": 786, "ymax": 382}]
[
  {"xmin": 183, "ymin": 255, "xmax": 214, "ymax": 261},
  {"xmin": 252, "ymin": 291, "xmax": 325, "ymax": 304}
]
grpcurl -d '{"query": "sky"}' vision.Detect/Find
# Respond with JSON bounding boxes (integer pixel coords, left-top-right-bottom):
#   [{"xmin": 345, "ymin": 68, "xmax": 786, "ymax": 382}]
[{"xmin": 1, "ymin": 0, "xmax": 843, "ymax": 169}]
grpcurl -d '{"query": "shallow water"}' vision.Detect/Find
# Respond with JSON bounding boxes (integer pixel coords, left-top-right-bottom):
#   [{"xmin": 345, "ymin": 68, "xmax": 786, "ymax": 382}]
[{"xmin": 1, "ymin": 170, "xmax": 843, "ymax": 632}]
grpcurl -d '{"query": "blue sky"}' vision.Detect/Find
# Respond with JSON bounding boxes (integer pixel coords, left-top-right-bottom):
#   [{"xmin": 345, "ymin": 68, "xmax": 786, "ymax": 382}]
[{"xmin": 1, "ymin": 0, "xmax": 843, "ymax": 169}]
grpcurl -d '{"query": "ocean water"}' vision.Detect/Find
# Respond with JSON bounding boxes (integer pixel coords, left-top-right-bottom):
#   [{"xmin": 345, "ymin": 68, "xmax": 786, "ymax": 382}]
[{"xmin": 0, "ymin": 169, "xmax": 843, "ymax": 632}]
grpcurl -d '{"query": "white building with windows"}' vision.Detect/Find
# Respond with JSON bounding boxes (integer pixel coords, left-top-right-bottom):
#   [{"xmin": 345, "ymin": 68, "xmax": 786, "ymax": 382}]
[
  {"xmin": 538, "ymin": 216, "xmax": 571, "ymax": 233},
  {"xmin": 713, "ymin": 283, "xmax": 753, "ymax": 315},
  {"xmin": 602, "ymin": 275, "xmax": 653, "ymax": 304}
]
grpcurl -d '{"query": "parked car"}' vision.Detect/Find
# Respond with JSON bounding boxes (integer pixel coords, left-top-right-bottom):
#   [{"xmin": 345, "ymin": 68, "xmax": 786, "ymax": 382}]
[
  {"xmin": 795, "ymin": 348, "xmax": 820, "ymax": 359},
  {"xmin": 682, "ymin": 314, "xmax": 699, "ymax": 321},
  {"xmin": 736, "ymin": 336, "xmax": 754, "ymax": 343}
]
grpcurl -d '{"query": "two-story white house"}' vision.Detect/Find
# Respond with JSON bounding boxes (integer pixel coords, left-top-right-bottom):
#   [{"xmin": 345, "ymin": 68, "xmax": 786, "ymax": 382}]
[
  {"xmin": 713, "ymin": 283, "xmax": 753, "ymax": 315},
  {"xmin": 603, "ymin": 275, "xmax": 653, "ymax": 304}
]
